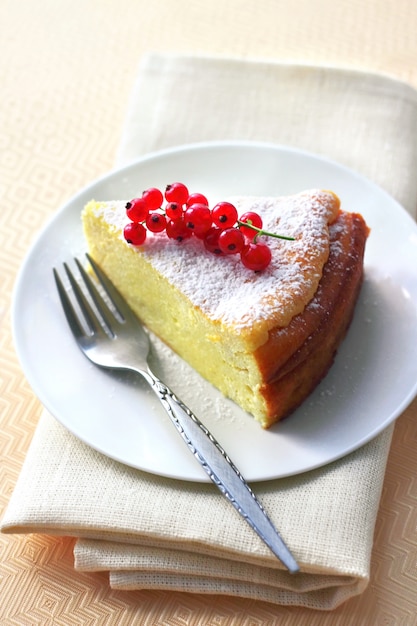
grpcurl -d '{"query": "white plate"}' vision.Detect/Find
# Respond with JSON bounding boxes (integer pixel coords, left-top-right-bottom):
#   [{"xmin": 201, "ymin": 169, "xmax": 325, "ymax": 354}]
[{"xmin": 12, "ymin": 141, "xmax": 417, "ymax": 482}]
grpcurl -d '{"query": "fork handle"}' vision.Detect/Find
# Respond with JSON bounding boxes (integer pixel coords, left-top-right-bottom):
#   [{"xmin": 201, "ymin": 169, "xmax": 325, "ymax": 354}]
[{"xmin": 145, "ymin": 371, "xmax": 299, "ymax": 573}]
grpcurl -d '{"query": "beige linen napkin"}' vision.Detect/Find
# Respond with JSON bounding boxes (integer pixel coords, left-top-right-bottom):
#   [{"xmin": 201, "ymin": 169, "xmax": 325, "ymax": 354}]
[{"xmin": 2, "ymin": 54, "xmax": 417, "ymax": 610}]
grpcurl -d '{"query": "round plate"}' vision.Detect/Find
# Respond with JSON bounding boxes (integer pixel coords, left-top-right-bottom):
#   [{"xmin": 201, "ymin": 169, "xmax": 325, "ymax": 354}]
[{"xmin": 12, "ymin": 141, "xmax": 417, "ymax": 482}]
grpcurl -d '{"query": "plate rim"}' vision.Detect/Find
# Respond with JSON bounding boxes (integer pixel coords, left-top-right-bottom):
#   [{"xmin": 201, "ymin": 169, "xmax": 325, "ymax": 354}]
[{"xmin": 11, "ymin": 140, "xmax": 417, "ymax": 482}]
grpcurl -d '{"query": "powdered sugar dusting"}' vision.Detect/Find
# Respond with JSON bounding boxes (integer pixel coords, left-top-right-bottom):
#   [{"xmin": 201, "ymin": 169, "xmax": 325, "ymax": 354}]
[{"xmin": 88, "ymin": 190, "xmax": 339, "ymax": 338}]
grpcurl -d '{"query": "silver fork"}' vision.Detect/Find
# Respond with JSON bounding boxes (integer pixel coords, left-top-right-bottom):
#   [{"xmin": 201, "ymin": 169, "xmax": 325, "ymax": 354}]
[{"xmin": 53, "ymin": 254, "xmax": 299, "ymax": 574}]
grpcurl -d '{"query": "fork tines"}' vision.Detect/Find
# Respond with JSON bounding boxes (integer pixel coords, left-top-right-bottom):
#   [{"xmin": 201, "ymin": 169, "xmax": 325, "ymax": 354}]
[{"xmin": 53, "ymin": 255, "xmax": 121, "ymax": 338}]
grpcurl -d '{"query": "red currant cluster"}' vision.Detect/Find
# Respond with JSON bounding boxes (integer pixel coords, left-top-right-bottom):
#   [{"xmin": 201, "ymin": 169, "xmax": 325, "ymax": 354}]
[{"xmin": 123, "ymin": 182, "xmax": 293, "ymax": 271}]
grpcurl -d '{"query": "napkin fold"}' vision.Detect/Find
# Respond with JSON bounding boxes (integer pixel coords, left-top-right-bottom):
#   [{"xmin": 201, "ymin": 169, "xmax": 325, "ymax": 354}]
[{"xmin": 2, "ymin": 54, "xmax": 417, "ymax": 610}]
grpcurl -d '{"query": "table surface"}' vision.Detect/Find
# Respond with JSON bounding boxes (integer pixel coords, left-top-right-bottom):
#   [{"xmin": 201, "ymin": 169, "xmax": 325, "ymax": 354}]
[{"xmin": 1, "ymin": 1, "xmax": 417, "ymax": 624}]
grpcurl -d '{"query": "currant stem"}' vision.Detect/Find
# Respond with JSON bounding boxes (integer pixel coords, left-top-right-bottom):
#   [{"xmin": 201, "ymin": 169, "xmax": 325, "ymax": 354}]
[{"xmin": 237, "ymin": 220, "xmax": 295, "ymax": 242}]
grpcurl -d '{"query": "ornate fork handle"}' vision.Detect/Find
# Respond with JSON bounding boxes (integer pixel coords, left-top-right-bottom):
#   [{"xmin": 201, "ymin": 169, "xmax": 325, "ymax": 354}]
[{"xmin": 144, "ymin": 367, "xmax": 300, "ymax": 574}]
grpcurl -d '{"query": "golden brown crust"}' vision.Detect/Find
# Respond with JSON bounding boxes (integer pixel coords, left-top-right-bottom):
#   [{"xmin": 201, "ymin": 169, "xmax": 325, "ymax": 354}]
[{"xmin": 255, "ymin": 211, "xmax": 369, "ymax": 428}]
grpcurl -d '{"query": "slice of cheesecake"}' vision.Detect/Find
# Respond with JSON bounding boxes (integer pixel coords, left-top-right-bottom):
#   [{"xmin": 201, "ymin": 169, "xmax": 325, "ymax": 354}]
[{"xmin": 82, "ymin": 189, "xmax": 369, "ymax": 428}]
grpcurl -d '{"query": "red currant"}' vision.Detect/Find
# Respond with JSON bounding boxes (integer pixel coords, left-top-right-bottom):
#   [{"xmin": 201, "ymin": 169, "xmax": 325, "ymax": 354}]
[
  {"xmin": 203, "ymin": 227, "xmax": 223, "ymax": 255},
  {"xmin": 186, "ymin": 192, "xmax": 209, "ymax": 208},
  {"xmin": 123, "ymin": 222, "xmax": 147, "ymax": 245},
  {"xmin": 165, "ymin": 182, "xmax": 189, "ymax": 205},
  {"xmin": 238, "ymin": 211, "xmax": 263, "ymax": 239},
  {"xmin": 142, "ymin": 187, "xmax": 163, "ymax": 210},
  {"xmin": 218, "ymin": 227, "xmax": 245, "ymax": 254},
  {"xmin": 165, "ymin": 202, "xmax": 183, "ymax": 221},
  {"xmin": 166, "ymin": 218, "xmax": 192, "ymax": 241},
  {"xmin": 123, "ymin": 183, "xmax": 284, "ymax": 271},
  {"xmin": 184, "ymin": 203, "xmax": 212, "ymax": 235},
  {"xmin": 126, "ymin": 198, "xmax": 149, "ymax": 222},
  {"xmin": 212, "ymin": 202, "xmax": 238, "ymax": 229},
  {"xmin": 146, "ymin": 212, "xmax": 167, "ymax": 233},
  {"xmin": 240, "ymin": 242, "xmax": 272, "ymax": 271}
]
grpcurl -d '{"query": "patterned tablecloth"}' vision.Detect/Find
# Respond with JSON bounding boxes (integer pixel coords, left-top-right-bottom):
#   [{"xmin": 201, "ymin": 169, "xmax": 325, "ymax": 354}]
[{"xmin": 1, "ymin": 1, "xmax": 416, "ymax": 624}]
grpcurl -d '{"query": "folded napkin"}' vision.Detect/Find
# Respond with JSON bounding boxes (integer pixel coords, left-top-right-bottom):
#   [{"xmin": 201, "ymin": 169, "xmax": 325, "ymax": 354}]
[{"xmin": 2, "ymin": 54, "xmax": 417, "ymax": 610}]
